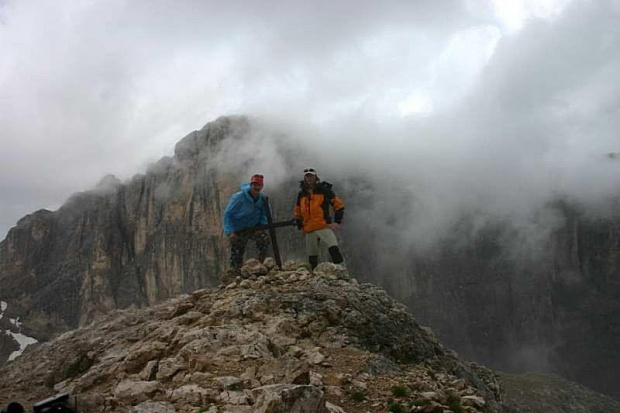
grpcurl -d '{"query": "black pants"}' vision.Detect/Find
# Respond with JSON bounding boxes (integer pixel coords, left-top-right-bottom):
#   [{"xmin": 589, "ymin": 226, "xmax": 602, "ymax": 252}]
[{"xmin": 228, "ymin": 231, "xmax": 270, "ymax": 270}]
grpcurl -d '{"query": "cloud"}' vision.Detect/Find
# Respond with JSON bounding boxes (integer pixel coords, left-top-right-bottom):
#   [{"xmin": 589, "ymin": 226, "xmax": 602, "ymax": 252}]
[{"xmin": 2, "ymin": 0, "xmax": 619, "ymax": 245}]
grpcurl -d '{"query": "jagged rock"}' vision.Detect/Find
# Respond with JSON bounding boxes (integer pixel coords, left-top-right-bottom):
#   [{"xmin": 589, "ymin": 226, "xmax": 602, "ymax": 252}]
[
  {"xmin": 351, "ymin": 379, "xmax": 367, "ymax": 390},
  {"xmin": 462, "ymin": 395, "xmax": 485, "ymax": 408},
  {"xmin": 260, "ymin": 375, "xmax": 275, "ymax": 385},
  {"xmin": 240, "ymin": 366, "xmax": 257, "ymax": 381},
  {"xmin": 337, "ymin": 373, "xmax": 352, "ymax": 385},
  {"xmin": 76, "ymin": 394, "xmax": 108, "ymax": 412},
  {"xmin": 139, "ymin": 360, "xmax": 159, "ymax": 381},
  {"xmin": 286, "ymin": 346, "xmax": 304, "ymax": 358},
  {"xmin": 251, "ymin": 384, "xmax": 328, "ymax": 413},
  {"xmin": 239, "ymin": 279, "xmax": 253, "ymax": 288},
  {"xmin": 287, "ymin": 274, "xmax": 299, "ymax": 283},
  {"xmin": 282, "ymin": 260, "xmax": 303, "ymax": 271},
  {"xmin": 226, "ymin": 282, "xmax": 238, "ymax": 290},
  {"xmin": 291, "ymin": 371, "xmax": 310, "ymax": 385},
  {"xmin": 310, "ymin": 372, "xmax": 323, "ymax": 386},
  {"xmin": 313, "ymin": 263, "xmax": 349, "ymax": 280},
  {"xmin": 123, "ymin": 341, "xmax": 167, "ymax": 374},
  {"xmin": 305, "ymin": 348, "xmax": 326, "ymax": 365},
  {"xmin": 219, "ymin": 389, "xmax": 247, "ymax": 404},
  {"xmin": 170, "ymin": 384, "xmax": 214, "ymax": 404},
  {"xmin": 53, "ymin": 379, "xmax": 75, "ymax": 394},
  {"xmin": 215, "ymin": 376, "xmax": 242, "ymax": 390},
  {"xmin": 257, "ymin": 356, "xmax": 307, "ymax": 384},
  {"xmin": 263, "ymin": 257, "xmax": 276, "ymax": 270},
  {"xmin": 241, "ymin": 258, "xmax": 268, "ymax": 276},
  {"xmin": 156, "ymin": 357, "xmax": 184, "ymax": 381},
  {"xmin": 325, "ymin": 402, "xmax": 346, "ymax": 413},
  {"xmin": 113, "ymin": 380, "xmax": 162, "ymax": 404}
]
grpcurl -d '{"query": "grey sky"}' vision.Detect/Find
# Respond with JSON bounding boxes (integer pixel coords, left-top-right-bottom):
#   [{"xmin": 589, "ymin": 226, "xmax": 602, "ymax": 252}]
[{"xmin": 1, "ymin": 0, "xmax": 619, "ymax": 240}]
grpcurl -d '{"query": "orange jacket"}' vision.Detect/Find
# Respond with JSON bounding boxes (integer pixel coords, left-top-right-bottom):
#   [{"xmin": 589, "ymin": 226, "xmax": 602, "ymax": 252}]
[{"xmin": 294, "ymin": 181, "xmax": 345, "ymax": 233}]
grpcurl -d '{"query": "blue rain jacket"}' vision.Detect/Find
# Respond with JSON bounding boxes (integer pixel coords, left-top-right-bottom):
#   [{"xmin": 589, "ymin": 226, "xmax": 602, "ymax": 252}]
[{"xmin": 223, "ymin": 183, "xmax": 268, "ymax": 235}]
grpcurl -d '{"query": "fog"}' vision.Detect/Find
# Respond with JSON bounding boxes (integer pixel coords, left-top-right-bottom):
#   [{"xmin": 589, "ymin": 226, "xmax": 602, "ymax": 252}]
[{"xmin": 1, "ymin": 0, "xmax": 619, "ymax": 242}]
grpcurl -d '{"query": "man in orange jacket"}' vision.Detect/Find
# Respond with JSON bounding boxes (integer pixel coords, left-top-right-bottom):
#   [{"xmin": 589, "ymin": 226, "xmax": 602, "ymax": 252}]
[{"xmin": 293, "ymin": 167, "xmax": 345, "ymax": 270}]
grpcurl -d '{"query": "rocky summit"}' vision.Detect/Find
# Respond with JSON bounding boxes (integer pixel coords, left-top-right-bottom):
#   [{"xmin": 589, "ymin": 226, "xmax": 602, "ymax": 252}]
[{"xmin": 0, "ymin": 261, "xmax": 511, "ymax": 413}]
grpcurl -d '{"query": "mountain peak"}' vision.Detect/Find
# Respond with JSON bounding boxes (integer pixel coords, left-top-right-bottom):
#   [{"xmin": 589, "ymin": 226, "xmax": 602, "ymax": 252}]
[
  {"xmin": 174, "ymin": 115, "xmax": 251, "ymax": 162},
  {"xmin": 0, "ymin": 261, "xmax": 508, "ymax": 413}
]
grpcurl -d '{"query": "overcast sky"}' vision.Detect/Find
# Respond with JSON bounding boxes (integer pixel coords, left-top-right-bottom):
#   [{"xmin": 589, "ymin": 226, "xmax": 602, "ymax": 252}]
[{"xmin": 1, "ymin": 0, "xmax": 619, "ymax": 239}]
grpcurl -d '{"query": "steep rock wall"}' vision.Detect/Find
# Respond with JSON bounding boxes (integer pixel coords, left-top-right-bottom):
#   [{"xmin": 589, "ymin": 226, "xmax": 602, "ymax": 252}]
[{"xmin": 343, "ymin": 201, "xmax": 620, "ymax": 399}]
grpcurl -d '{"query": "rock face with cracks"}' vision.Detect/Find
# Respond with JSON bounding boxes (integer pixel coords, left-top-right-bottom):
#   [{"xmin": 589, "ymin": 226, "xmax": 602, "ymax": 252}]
[{"xmin": 0, "ymin": 262, "xmax": 513, "ymax": 413}]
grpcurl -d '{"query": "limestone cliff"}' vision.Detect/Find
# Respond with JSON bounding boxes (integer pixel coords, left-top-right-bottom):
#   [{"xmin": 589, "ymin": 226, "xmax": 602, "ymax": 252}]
[{"xmin": 0, "ymin": 117, "xmax": 255, "ymax": 330}]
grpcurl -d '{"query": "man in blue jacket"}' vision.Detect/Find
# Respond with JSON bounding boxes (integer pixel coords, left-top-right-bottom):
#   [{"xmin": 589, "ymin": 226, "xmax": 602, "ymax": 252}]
[{"xmin": 223, "ymin": 174, "xmax": 270, "ymax": 273}]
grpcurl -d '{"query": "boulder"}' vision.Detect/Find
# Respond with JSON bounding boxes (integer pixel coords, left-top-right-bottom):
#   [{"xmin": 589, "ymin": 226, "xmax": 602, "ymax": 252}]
[
  {"xmin": 170, "ymin": 384, "xmax": 215, "ymax": 405},
  {"xmin": 241, "ymin": 259, "xmax": 268, "ymax": 276},
  {"xmin": 325, "ymin": 402, "xmax": 346, "ymax": 413},
  {"xmin": 215, "ymin": 376, "xmax": 243, "ymax": 390},
  {"xmin": 263, "ymin": 257, "xmax": 276, "ymax": 270},
  {"xmin": 113, "ymin": 380, "xmax": 162, "ymax": 404},
  {"xmin": 251, "ymin": 384, "xmax": 328, "ymax": 413}
]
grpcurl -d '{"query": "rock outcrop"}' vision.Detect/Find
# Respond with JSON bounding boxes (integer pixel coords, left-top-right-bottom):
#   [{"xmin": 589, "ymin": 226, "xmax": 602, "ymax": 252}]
[
  {"xmin": 0, "ymin": 262, "xmax": 513, "ymax": 412},
  {"xmin": 0, "ymin": 117, "xmax": 270, "ymax": 330}
]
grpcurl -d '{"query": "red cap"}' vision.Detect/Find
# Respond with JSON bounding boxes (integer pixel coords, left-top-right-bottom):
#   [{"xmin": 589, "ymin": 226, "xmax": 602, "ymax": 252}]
[{"xmin": 250, "ymin": 174, "xmax": 264, "ymax": 186}]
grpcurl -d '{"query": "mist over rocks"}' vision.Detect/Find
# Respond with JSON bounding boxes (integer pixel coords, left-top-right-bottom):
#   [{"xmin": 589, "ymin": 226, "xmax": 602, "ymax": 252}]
[
  {"xmin": 0, "ymin": 261, "xmax": 512, "ymax": 413},
  {"xmin": 0, "ymin": 115, "xmax": 620, "ymax": 402},
  {"xmin": 499, "ymin": 372, "xmax": 620, "ymax": 413}
]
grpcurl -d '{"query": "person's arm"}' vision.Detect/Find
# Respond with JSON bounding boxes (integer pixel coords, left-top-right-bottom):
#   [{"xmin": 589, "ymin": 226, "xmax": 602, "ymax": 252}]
[
  {"xmin": 223, "ymin": 194, "xmax": 242, "ymax": 235},
  {"xmin": 258, "ymin": 195, "xmax": 269, "ymax": 227},
  {"xmin": 293, "ymin": 193, "xmax": 303, "ymax": 229},
  {"xmin": 332, "ymin": 197, "xmax": 344, "ymax": 225},
  {"xmin": 330, "ymin": 192, "xmax": 345, "ymax": 224}
]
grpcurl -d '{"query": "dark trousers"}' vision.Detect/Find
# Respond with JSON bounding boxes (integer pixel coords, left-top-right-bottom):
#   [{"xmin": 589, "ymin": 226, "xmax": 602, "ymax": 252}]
[{"xmin": 228, "ymin": 231, "xmax": 270, "ymax": 270}]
